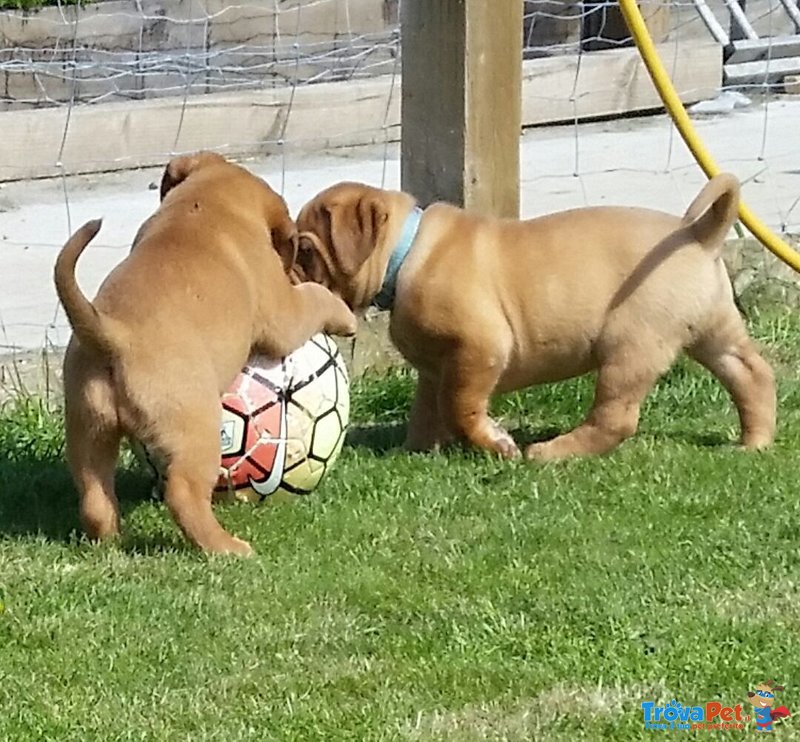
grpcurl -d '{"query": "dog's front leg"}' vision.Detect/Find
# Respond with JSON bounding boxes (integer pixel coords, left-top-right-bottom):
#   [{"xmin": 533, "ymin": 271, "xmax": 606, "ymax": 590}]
[
  {"xmin": 405, "ymin": 371, "xmax": 453, "ymax": 451},
  {"xmin": 439, "ymin": 349, "xmax": 520, "ymax": 459},
  {"xmin": 253, "ymin": 284, "xmax": 357, "ymax": 360}
]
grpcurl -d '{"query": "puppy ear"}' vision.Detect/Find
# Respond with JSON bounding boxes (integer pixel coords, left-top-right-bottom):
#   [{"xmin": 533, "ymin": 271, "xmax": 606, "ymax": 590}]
[
  {"xmin": 260, "ymin": 188, "xmax": 298, "ymax": 275},
  {"xmin": 328, "ymin": 195, "xmax": 388, "ymax": 276},
  {"xmin": 159, "ymin": 151, "xmax": 226, "ymax": 201},
  {"xmin": 294, "ymin": 232, "xmax": 336, "ymax": 286},
  {"xmin": 272, "ymin": 225, "xmax": 298, "ymax": 275}
]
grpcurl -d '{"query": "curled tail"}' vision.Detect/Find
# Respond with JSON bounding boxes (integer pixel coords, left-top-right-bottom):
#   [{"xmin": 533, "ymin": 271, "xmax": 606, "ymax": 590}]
[
  {"xmin": 682, "ymin": 172, "xmax": 741, "ymax": 250},
  {"xmin": 54, "ymin": 219, "xmax": 125, "ymax": 356}
]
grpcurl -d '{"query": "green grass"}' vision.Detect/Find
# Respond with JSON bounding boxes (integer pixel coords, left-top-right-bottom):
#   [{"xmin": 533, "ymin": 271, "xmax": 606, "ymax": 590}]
[
  {"xmin": 0, "ymin": 1, "xmax": 81, "ymax": 10},
  {"xmin": 2, "ymin": 306, "xmax": 800, "ymax": 740}
]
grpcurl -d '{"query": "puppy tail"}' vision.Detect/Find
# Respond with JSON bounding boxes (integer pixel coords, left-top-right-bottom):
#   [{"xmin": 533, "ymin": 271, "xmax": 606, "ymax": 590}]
[
  {"xmin": 681, "ymin": 172, "xmax": 741, "ymax": 250},
  {"xmin": 54, "ymin": 219, "xmax": 125, "ymax": 357}
]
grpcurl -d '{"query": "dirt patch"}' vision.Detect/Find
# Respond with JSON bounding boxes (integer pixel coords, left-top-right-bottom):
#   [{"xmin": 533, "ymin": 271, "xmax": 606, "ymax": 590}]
[
  {"xmin": 400, "ymin": 682, "xmax": 666, "ymax": 740},
  {"xmin": 724, "ymin": 237, "xmax": 800, "ymax": 307},
  {"xmin": 0, "ymin": 347, "xmax": 63, "ymax": 403},
  {"xmin": 712, "ymin": 581, "xmax": 800, "ymax": 624}
]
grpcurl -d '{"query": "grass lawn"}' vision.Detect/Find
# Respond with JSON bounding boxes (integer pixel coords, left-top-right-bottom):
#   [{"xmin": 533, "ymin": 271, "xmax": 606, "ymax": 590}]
[
  {"xmin": 1, "ymin": 305, "xmax": 799, "ymax": 740},
  {"xmin": 0, "ymin": 1, "xmax": 80, "ymax": 10}
]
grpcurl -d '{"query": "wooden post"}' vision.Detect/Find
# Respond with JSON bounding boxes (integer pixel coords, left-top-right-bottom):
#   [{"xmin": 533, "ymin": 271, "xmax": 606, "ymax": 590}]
[{"xmin": 401, "ymin": 0, "xmax": 522, "ymax": 218}]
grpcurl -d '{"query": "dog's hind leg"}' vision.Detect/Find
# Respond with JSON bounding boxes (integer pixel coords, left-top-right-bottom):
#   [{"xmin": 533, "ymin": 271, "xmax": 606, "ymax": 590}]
[
  {"xmin": 155, "ymin": 392, "xmax": 252, "ymax": 556},
  {"xmin": 525, "ymin": 348, "xmax": 671, "ymax": 462},
  {"xmin": 687, "ymin": 314, "xmax": 775, "ymax": 449},
  {"xmin": 63, "ymin": 343, "xmax": 122, "ymax": 540}
]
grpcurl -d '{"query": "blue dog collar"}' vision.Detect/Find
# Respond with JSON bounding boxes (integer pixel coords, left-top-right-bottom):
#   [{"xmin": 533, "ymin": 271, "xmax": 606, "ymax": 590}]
[{"xmin": 372, "ymin": 206, "xmax": 423, "ymax": 311}]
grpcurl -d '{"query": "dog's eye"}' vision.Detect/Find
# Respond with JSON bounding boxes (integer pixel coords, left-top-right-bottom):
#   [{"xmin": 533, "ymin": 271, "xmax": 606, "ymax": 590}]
[{"xmin": 297, "ymin": 248, "xmax": 314, "ymax": 273}]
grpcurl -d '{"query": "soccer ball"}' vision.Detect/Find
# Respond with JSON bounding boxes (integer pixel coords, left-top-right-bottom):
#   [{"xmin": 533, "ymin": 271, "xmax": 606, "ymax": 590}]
[{"xmin": 133, "ymin": 333, "xmax": 350, "ymax": 503}]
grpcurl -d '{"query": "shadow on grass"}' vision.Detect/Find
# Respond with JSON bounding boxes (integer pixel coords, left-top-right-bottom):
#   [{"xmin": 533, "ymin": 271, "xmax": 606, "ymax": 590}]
[
  {"xmin": 659, "ymin": 430, "xmax": 733, "ymax": 448},
  {"xmin": 509, "ymin": 426, "xmax": 564, "ymax": 449},
  {"xmin": 0, "ymin": 452, "xmax": 188, "ymax": 553},
  {"xmin": 0, "ymin": 457, "xmax": 77, "ymax": 540},
  {"xmin": 518, "ymin": 426, "xmax": 733, "ymax": 450},
  {"xmin": 345, "ymin": 422, "xmax": 406, "ymax": 453},
  {"xmin": 344, "ymin": 421, "xmax": 733, "ymax": 458},
  {"xmin": 0, "ymin": 396, "xmax": 193, "ymax": 552},
  {"xmin": 344, "ymin": 422, "xmax": 569, "ymax": 455}
]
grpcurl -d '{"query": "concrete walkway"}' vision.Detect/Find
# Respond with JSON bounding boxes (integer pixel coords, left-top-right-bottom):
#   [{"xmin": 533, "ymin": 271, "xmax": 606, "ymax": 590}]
[{"xmin": 0, "ymin": 97, "xmax": 798, "ymax": 353}]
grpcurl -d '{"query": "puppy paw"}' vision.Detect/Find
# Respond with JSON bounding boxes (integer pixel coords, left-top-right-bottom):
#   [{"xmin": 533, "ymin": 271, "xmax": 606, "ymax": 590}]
[
  {"xmin": 325, "ymin": 298, "xmax": 358, "ymax": 337},
  {"xmin": 496, "ymin": 440, "xmax": 521, "ymax": 459},
  {"xmin": 524, "ymin": 440, "xmax": 568, "ymax": 462},
  {"xmin": 207, "ymin": 536, "xmax": 254, "ymax": 557},
  {"xmin": 491, "ymin": 424, "xmax": 521, "ymax": 459},
  {"xmin": 229, "ymin": 537, "xmax": 254, "ymax": 556},
  {"xmin": 739, "ymin": 431, "xmax": 774, "ymax": 450}
]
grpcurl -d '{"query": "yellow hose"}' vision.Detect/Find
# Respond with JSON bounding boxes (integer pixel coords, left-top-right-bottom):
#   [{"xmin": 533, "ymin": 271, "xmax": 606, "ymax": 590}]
[{"xmin": 618, "ymin": 0, "xmax": 800, "ymax": 273}]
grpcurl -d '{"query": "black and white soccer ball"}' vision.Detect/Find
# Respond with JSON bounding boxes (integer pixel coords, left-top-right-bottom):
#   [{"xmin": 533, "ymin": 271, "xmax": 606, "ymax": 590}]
[{"xmin": 133, "ymin": 333, "xmax": 350, "ymax": 503}]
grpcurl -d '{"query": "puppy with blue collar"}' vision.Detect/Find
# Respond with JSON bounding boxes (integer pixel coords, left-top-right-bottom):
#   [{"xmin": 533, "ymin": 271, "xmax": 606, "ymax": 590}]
[{"xmin": 293, "ymin": 176, "xmax": 775, "ymax": 460}]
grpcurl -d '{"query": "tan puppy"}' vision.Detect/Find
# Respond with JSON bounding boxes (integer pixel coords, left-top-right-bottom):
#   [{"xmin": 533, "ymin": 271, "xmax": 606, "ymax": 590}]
[
  {"xmin": 295, "ymin": 174, "xmax": 775, "ymax": 460},
  {"xmin": 55, "ymin": 152, "xmax": 357, "ymax": 555}
]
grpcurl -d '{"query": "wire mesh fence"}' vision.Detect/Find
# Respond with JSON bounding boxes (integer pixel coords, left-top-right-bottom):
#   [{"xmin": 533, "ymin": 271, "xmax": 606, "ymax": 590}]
[
  {"xmin": 0, "ymin": 0, "xmax": 400, "ymax": 108},
  {"xmin": 0, "ymin": 0, "xmax": 798, "ymax": 370}
]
